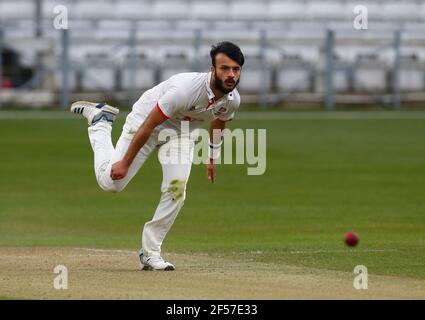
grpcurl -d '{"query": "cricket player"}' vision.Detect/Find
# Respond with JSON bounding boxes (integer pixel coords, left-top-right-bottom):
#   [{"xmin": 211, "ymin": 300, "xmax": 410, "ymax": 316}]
[{"xmin": 71, "ymin": 41, "xmax": 244, "ymax": 271}]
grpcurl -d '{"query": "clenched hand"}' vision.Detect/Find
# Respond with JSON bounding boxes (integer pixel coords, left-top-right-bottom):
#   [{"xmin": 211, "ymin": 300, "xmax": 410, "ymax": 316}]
[{"xmin": 111, "ymin": 160, "xmax": 129, "ymax": 180}]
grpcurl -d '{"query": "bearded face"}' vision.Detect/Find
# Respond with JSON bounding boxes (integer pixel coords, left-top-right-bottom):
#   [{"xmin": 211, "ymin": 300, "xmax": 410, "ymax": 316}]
[{"xmin": 211, "ymin": 53, "xmax": 241, "ymax": 94}]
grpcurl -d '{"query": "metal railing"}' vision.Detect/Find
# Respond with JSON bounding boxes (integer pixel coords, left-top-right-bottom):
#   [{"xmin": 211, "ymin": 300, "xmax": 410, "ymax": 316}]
[
  {"xmin": 1, "ymin": 23, "xmax": 425, "ymax": 109},
  {"xmin": 324, "ymin": 29, "xmax": 403, "ymax": 110}
]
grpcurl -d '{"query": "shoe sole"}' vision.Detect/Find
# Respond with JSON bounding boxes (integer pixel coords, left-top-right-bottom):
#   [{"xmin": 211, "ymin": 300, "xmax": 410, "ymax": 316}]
[
  {"xmin": 70, "ymin": 101, "xmax": 119, "ymax": 115},
  {"xmin": 141, "ymin": 265, "xmax": 175, "ymax": 271}
]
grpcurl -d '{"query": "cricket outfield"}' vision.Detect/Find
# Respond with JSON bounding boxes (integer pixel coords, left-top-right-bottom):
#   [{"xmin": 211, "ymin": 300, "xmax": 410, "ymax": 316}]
[{"xmin": 1, "ymin": 111, "xmax": 424, "ymax": 299}]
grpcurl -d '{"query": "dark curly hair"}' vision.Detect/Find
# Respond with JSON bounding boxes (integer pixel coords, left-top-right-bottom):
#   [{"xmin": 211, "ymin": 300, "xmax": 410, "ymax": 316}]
[{"xmin": 210, "ymin": 41, "xmax": 245, "ymax": 68}]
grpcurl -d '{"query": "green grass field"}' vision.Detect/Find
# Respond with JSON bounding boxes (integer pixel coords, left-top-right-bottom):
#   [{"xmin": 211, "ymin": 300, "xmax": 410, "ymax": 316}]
[{"xmin": 1, "ymin": 112, "xmax": 424, "ymax": 279}]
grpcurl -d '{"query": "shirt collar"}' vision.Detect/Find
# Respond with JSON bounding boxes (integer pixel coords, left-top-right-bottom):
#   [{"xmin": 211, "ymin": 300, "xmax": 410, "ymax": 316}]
[{"xmin": 206, "ymin": 72, "xmax": 234, "ymax": 101}]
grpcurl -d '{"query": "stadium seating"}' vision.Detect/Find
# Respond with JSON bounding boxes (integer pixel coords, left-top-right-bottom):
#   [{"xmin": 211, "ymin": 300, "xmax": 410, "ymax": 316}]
[
  {"xmin": 0, "ymin": 0, "xmax": 35, "ymax": 20},
  {"xmin": 353, "ymin": 59, "xmax": 388, "ymax": 92},
  {"xmin": 333, "ymin": 67, "xmax": 351, "ymax": 92},
  {"xmin": 0, "ymin": 0, "xmax": 423, "ymax": 23},
  {"xmin": 345, "ymin": 2, "xmax": 384, "ymax": 21},
  {"xmin": 54, "ymin": 68, "xmax": 78, "ymax": 91},
  {"xmin": 95, "ymin": 20, "xmax": 134, "ymax": 40},
  {"xmin": 189, "ymin": 2, "xmax": 230, "ymax": 20},
  {"xmin": 81, "ymin": 59, "xmax": 116, "ymax": 91},
  {"xmin": 152, "ymin": 1, "xmax": 190, "ymax": 20},
  {"xmin": 121, "ymin": 66, "xmax": 157, "ymax": 91},
  {"xmin": 74, "ymin": 1, "xmax": 116, "ymax": 20},
  {"xmin": 278, "ymin": 68, "xmax": 313, "ymax": 92},
  {"xmin": 42, "ymin": 0, "xmax": 75, "ymax": 20},
  {"xmin": 230, "ymin": 1, "xmax": 267, "ymax": 20},
  {"xmin": 398, "ymin": 57, "xmax": 425, "ymax": 91},
  {"xmin": 114, "ymin": 1, "xmax": 152, "ymax": 20},
  {"xmin": 1, "ymin": 0, "xmax": 424, "ymax": 97},
  {"xmin": 306, "ymin": 2, "xmax": 349, "ymax": 21},
  {"xmin": 382, "ymin": 2, "xmax": 422, "ymax": 21},
  {"xmin": 267, "ymin": 2, "xmax": 306, "ymax": 21}
]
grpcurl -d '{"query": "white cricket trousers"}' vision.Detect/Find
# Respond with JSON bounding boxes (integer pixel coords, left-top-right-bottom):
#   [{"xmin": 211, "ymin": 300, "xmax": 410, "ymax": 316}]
[{"xmin": 87, "ymin": 116, "xmax": 193, "ymax": 257}]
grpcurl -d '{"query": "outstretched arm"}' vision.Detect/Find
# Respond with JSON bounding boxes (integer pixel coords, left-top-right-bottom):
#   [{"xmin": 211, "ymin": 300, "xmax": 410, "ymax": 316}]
[
  {"xmin": 207, "ymin": 118, "xmax": 226, "ymax": 183},
  {"xmin": 111, "ymin": 106, "xmax": 167, "ymax": 180}
]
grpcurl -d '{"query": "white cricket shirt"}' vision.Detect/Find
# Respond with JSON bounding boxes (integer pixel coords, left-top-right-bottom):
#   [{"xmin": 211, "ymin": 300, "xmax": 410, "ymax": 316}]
[{"xmin": 130, "ymin": 72, "xmax": 240, "ymax": 133}]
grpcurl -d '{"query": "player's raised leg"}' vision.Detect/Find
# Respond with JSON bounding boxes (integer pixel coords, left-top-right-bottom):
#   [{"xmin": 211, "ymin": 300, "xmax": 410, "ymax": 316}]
[{"xmin": 71, "ymin": 101, "xmax": 155, "ymax": 193}]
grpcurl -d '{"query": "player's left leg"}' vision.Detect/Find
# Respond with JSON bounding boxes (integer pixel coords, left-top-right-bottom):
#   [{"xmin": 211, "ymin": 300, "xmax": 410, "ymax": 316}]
[
  {"xmin": 71, "ymin": 101, "xmax": 157, "ymax": 193},
  {"xmin": 139, "ymin": 135, "xmax": 194, "ymax": 271}
]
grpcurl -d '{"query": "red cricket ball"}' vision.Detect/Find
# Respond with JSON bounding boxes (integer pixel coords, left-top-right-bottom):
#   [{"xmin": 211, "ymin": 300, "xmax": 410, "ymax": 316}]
[{"xmin": 344, "ymin": 231, "xmax": 359, "ymax": 247}]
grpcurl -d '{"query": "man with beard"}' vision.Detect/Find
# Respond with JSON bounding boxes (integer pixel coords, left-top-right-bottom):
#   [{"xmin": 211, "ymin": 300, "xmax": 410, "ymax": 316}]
[{"xmin": 70, "ymin": 41, "xmax": 244, "ymax": 271}]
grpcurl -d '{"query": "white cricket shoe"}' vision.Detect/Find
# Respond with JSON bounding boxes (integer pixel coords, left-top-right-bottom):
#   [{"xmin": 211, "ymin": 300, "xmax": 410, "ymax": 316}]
[
  {"xmin": 70, "ymin": 101, "xmax": 119, "ymax": 125},
  {"xmin": 139, "ymin": 252, "xmax": 175, "ymax": 271}
]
